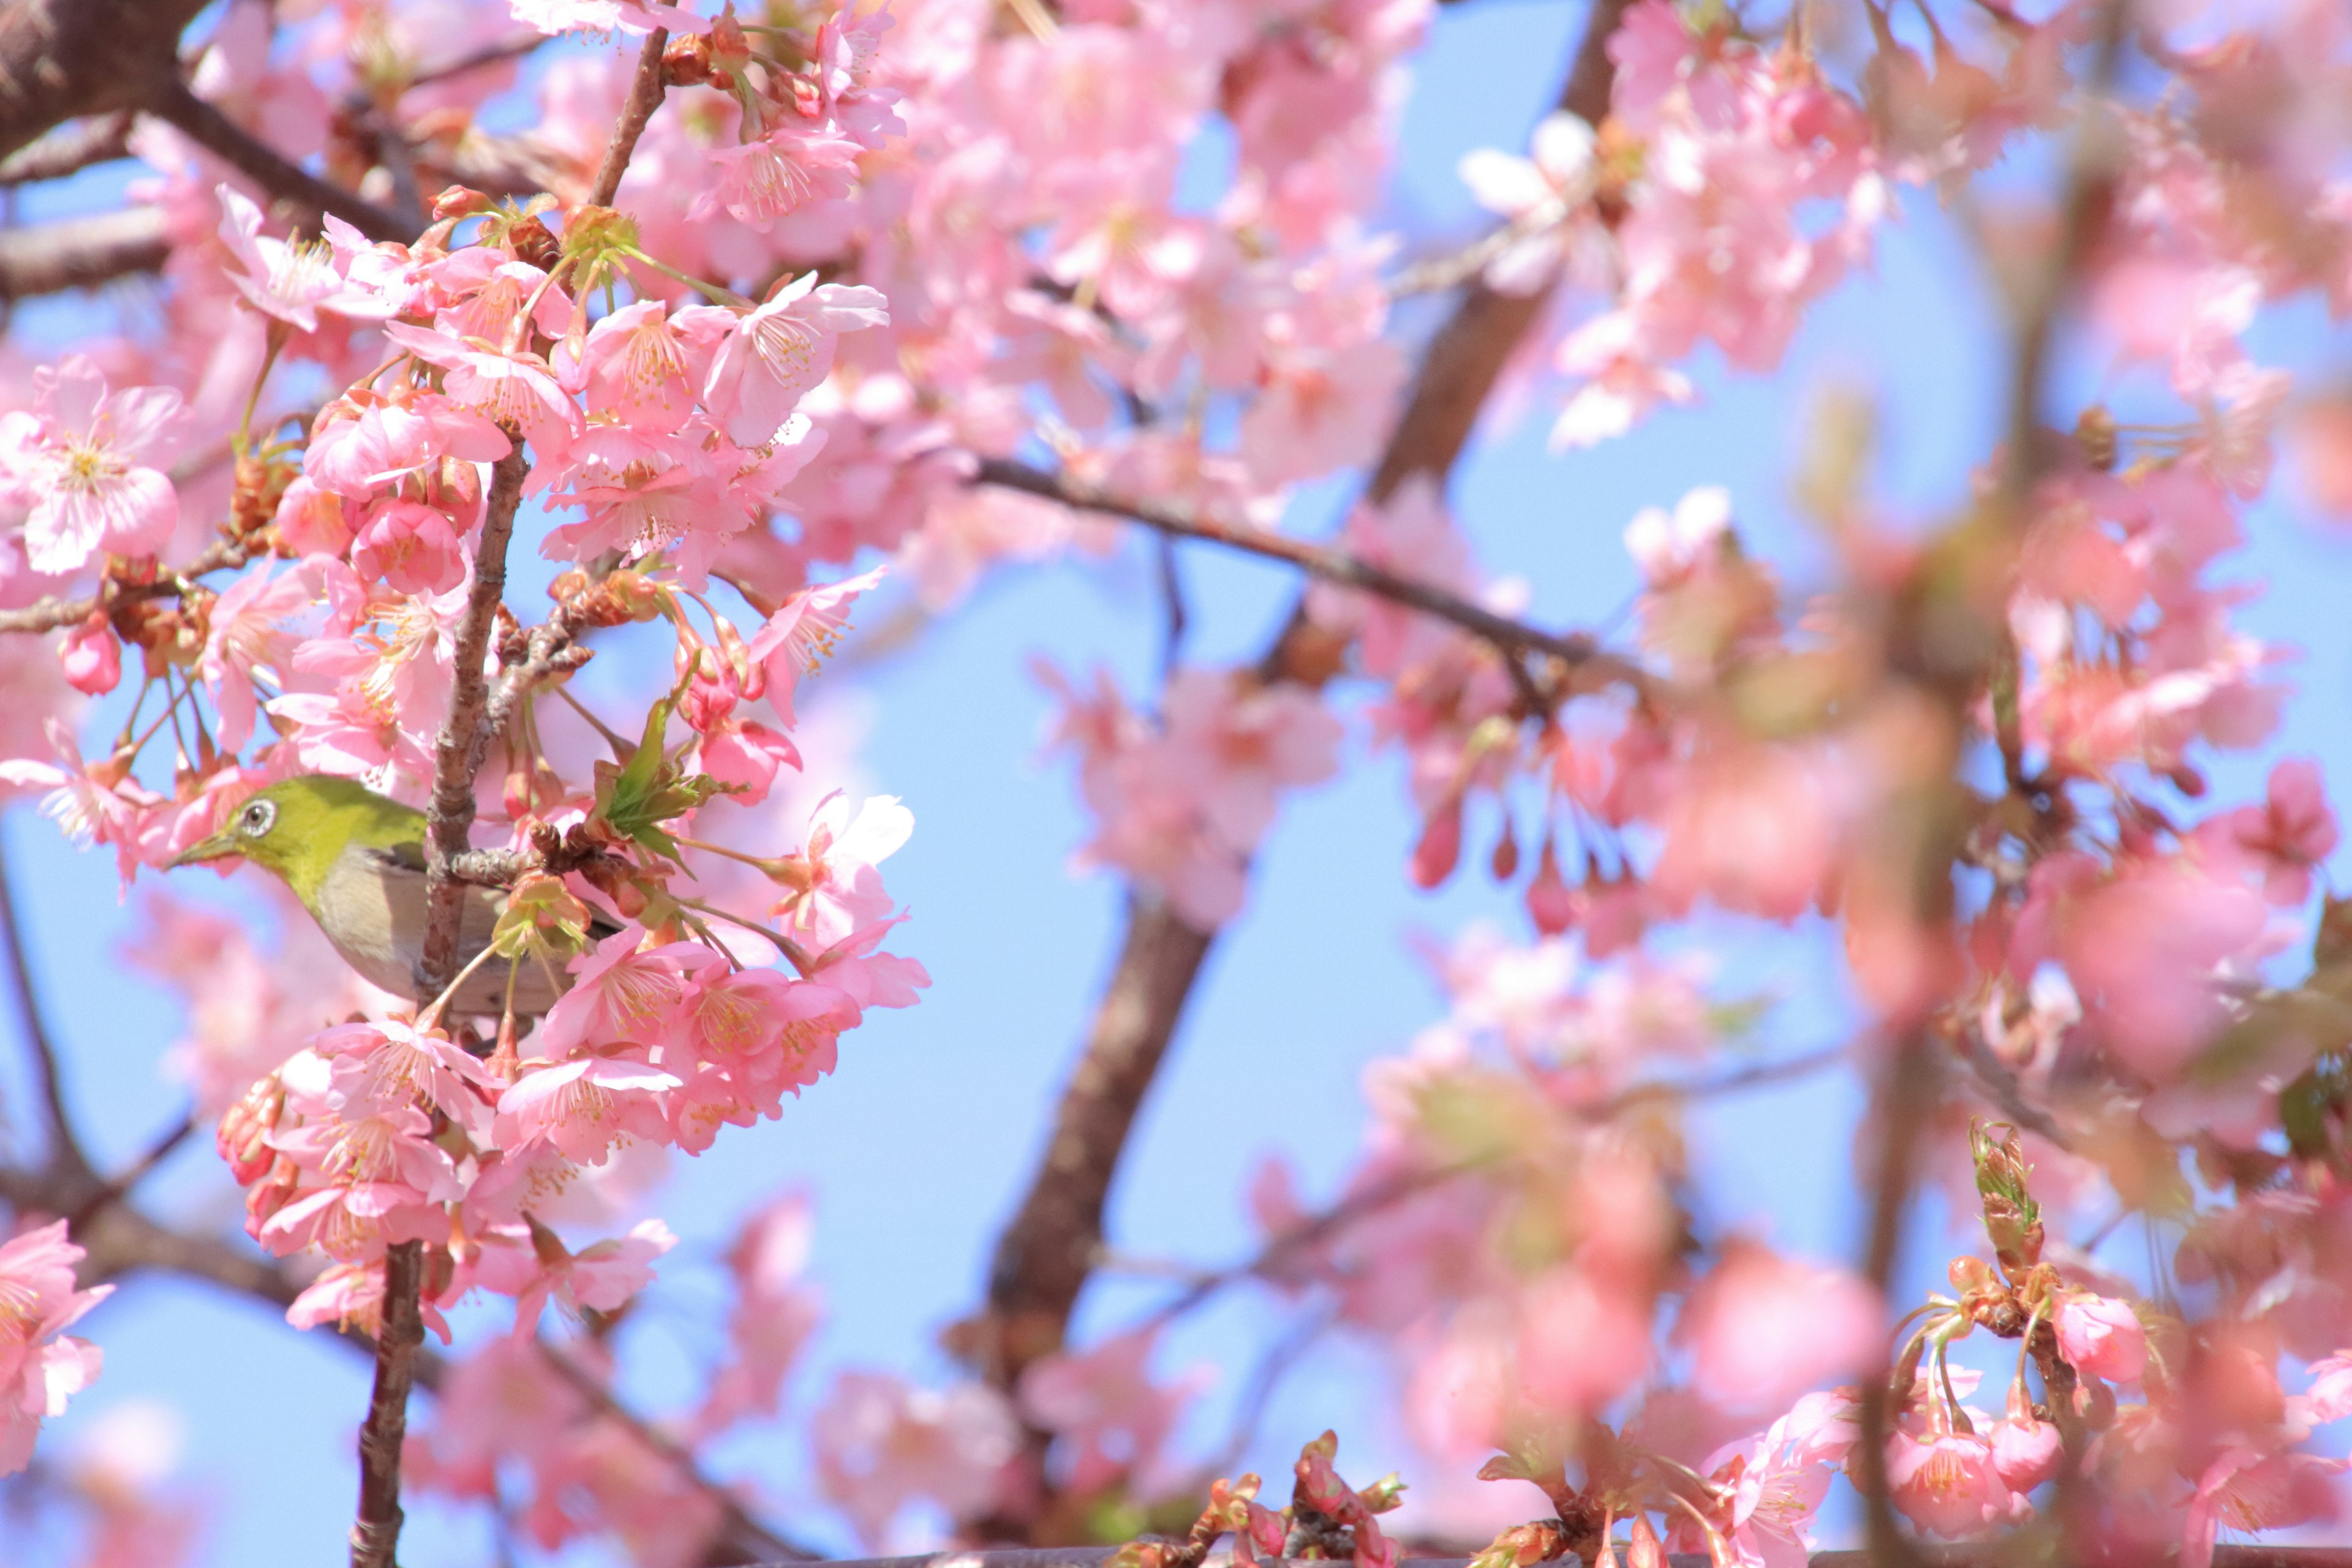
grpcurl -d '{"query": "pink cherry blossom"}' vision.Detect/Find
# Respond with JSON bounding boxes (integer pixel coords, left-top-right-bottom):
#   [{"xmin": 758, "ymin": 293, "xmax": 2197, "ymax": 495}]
[
  {"xmin": 810, "ymin": 1371, "xmax": 1020, "ymax": 1549},
  {"xmin": 1886, "ymin": 1430, "xmax": 2025, "ymax": 1538},
  {"xmin": 1681, "ymin": 1241, "xmax": 1880, "ymax": 1414},
  {"xmin": 768, "ymin": 792, "xmax": 913, "ymax": 950},
  {"xmin": 2193, "ymin": 756, "xmax": 2339, "ymax": 906},
  {"xmin": 1458, "ymin": 111, "xmax": 1600, "ymax": 294},
  {"xmin": 493, "ymin": 1053, "xmax": 683, "ymax": 1166},
  {"xmin": 214, "ymin": 184, "xmax": 395, "ymax": 333},
  {"xmin": 0, "ymin": 357, "xmax": 189, "ymax": 574},
  {"xmin": 2057, "ymin": 1294, "xmax": 2149, "ymax": 1384},
  {"xmin": 680, "ymin": 274, "xmax": 889, "ymax": 448},
  {"xmin": 0, "ymin": 1221, "xmax": 111, "ymax": 1477},
  {"xmin": 537, "ymin": 925, "xmax": 716, "ymax": 1057}
]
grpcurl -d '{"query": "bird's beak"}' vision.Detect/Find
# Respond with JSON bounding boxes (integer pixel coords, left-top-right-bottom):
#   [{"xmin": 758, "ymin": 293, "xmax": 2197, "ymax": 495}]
[{"xmin": 168, "ymin": 829, "xmax": 243, "ymax": 869}]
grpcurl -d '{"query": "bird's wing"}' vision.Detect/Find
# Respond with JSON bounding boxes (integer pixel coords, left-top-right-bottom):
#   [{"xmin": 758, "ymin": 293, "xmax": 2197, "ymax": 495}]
[{"xmin": 362, "ymin": 840, "xmax": 429, "ymax": 876}]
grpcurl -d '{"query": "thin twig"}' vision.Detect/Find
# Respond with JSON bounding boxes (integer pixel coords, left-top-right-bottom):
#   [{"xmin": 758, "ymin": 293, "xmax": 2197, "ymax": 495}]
[
  {"xmin": 417, "ymin": 445, "xmax": 531, "ymax": 996},
  {"xmin": 0, "ymin": 537, "xmax": 252, "ymax": 637},
  {"xmin": 974, "ymin": 458, "xmax": 1649, "ymax": 698},
  {"xmin": 1200, "ymin": 1303, "xmax": 1336, "ymax": 1479},
  {"xmin": 586, "ymin": 29, "xmax": 669, "ymax": 209},
  {"xmin": 534, "ymin": 1339, "xmax": 818, "ymax": 1563},
  {"xmin": 150, "ymin": 81, "xmax": 411, "ymax": 244},
  {"xmin": 0, "ymin": 827, "xmax": 87, "ymax": 1176},
  {"xmin": 63, "ymin": 1113, "xmax": 195, "ymax": 1232}
]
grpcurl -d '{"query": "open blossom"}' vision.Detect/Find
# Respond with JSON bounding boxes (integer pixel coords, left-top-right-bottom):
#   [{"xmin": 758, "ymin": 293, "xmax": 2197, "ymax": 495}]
[
  {"xmin": 769, "ymin": 793, "xmax": 913, "ymax": 949},
  {"xmin": 812, "ymin": 1371, "xmax": 1020, "ymax": 1550},
  {"xmin": 199, "ymin": 565, "xmax": 318, "ymax": 752},
  {"xmin": 473, "ymin": 1218, "xmax": 678, "ymax": 1338},
  {"xmin": 1887, "ymin": 1430, "xmax": 2026, "ymax": 1538},
  {"xmin": 1458, "ymin": 111, "xmax": 1599, "ymax": 293},
  {"xmin": 696, "ymin": 126, "xmax": 866, "ymax": 228},
  {"xmin": 214, "ymin": 184, "xmax": 396, "ymax": 333},
  {"xmin": 680, "ymin": 274, "xmax": 890, "ymax": 448},
  {"xmin": 0, "ymin": 356, "xmax": 189, "ymax": 575},
  {"xmin": 0, "ymin": 1221, "xmax": 111, "ymax": 1476},
  {"xmin": 2193, "ymin": 757, "xmax": 2339, "ymax": 906},
  {"xmin": 494, "ymin": 1052, "xmax": 683, "ymax": 1166},
  {"xmin": 1679, "ymin": 1242, "xmax": 1880, "ymax": 1413}
]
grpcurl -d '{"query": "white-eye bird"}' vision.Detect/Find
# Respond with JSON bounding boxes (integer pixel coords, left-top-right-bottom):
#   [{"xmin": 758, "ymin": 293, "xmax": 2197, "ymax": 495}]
[{"xmin": 170, "ymin": 775, "xmax": 605, "ymax": 1017}]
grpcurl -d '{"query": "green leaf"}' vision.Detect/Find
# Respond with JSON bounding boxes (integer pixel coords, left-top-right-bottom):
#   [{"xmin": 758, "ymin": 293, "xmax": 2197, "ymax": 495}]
[{"xmin": 590, "ymin": 696, "xmax": 734, "ymax": 863}]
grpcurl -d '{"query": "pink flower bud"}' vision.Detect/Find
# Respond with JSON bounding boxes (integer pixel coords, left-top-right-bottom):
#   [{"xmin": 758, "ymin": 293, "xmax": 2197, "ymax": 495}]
[
  {"xmin": 1988, "ymin": 1414, "xmax": 2061, "ymax": 1492},
  {"xmin": 1410, "ymin": 794, "xmax": 1463, "ymax": 890},
  {"xmin": 271, "ymin": 476, "xmax": 351, "ymax": 557},
  {"xmin": 1526, "ymin": 837, "xmax": 1580, "ymax": 935},
  {"xmin": 2055, "ymin": 1293, "xmax": 2147, "ymax": 1383},
  {"xmin": 58, "ymin": 613, "xmax": 119, "ymax": 695}
]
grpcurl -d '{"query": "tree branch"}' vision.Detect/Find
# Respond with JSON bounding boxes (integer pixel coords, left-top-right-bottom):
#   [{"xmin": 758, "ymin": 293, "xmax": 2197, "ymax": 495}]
[
  {"xmin": 0, "ymin": 0, "xmax": 211, "ymax": 163},
  {"xmin": 533, "ymin": 1341, "xmax": 818, "ymax": 1566},
  {"xmin": 0, "ymin": 111, "xmax": 131, "ymax": 184},
  {"xmin": 973, "ymin": 457, "xmax": 1648, "ymax": 695},
  {"xmin": 343, "ymin": 443, "xmax": 530, "ymax": 1568},
  {"xmin": 0, "ymin": 206, "xmax": 168, "ymax": 299},
  {"xmin": 962, "ymin": 1, "xmax": 1640, "ymax": 1504},
  {"xmin": 0, "ymin": 824, "xmax": 86, "ymax": 1177},
  {"xmin": 149, "ymin": 81, "xmax": 411, "ymax": 244},
  {"xmin": 587, "ymin": 28, "xmax": 668, "ymax": 209}
]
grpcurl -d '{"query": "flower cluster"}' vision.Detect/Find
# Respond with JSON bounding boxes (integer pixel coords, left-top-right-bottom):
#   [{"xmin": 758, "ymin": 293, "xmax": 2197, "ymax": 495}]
[{"xmin": 0, "ymin": 1221, "xmax": 110, "ymax": 1477}]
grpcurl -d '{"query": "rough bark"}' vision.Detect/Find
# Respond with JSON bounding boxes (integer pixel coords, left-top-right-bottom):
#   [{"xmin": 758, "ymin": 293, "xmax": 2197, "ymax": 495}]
[{"xmin": 0, "ymin": 0, "xmax": 211, "ymax": 162}]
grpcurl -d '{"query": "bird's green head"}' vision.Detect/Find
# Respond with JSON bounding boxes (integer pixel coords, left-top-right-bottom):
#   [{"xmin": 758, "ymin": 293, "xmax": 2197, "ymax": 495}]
[{"xmin": 170, "ymin": 775, "xmax": 424, "ymax": 901}]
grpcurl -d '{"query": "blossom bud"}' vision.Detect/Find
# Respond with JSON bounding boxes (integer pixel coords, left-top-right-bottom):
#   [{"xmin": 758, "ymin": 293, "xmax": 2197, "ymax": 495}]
[
  {"xmin": 1526, "ymin": 837, "xmax": 1580, "ymax": 935},
  {"xmin": 1989, "ymin": 1408, "xmax": 2061, "ymax": 1492},
  {"xmin": 1411, "ymin": 794, "xmax": 1464, "ymax": 890},
  {"xmin": 271, "ymin": 476, "xmax": 351, "ymax": 557},
  {"xmin": 59, "ymin": 613, "xmax": 120, "ymax": 696},
  {"xmin": 2056, "ymin": 1293, "xmax": 2147, "ymax": 1384},
  {"xmin": 662, "ymin": 32, "xmax": 720, "ymax": 86},
  {"xmin": 431, "ymin": 185, "xmax": 495, "ymax": 221},
  {"xmin": 1489, "ymin": 816, "xmax": 1520, "ymax": 881}
]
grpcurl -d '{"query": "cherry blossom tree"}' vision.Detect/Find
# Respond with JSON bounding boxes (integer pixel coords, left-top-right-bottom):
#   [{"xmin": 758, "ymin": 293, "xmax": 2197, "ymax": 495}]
[{"xmin": 0, "ymin": 0, "xmax": 2347, "ymax": 1566}]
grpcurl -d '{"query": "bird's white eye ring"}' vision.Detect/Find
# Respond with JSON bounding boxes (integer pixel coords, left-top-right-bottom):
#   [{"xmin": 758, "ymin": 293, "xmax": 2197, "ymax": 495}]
[{"xmin": 240, "ymin": 799, "xmax": 277, "ymax": 837}]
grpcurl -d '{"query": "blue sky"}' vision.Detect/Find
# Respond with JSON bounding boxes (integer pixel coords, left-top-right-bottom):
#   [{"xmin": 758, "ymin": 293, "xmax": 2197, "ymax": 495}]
[{"xmin": 5, "ymin": 1, "xmax": 2352, "ymax": 1564}]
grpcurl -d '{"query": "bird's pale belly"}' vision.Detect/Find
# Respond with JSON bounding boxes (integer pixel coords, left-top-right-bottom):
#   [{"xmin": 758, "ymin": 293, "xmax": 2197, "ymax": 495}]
[{"xmin": 311, "ymin": 852, "xmax": 570, "ymax": 1017}]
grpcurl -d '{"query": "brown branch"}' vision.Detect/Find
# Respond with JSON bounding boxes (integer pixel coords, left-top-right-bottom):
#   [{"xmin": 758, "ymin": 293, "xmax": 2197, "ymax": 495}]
[
  {"xmin": 586, "ymin": 28, "xmax": 668, "ymax": 209},
  {"xmin": 349, "ymin": 1239, "xmax": 426, "ymax": 1568},
  {"xmin": 345, "ymin": 442, "xmax": 525, "ymax": 1568},
  {"xmin": 62, "ymin": 1112, "xmax": 192, "ymax": 1232},
  {"xmin": 0, "ymin": 826, "xmax": 86, "ymax": 1177},
  {"xmin": 0, "ymin": 0, "xmax": 211, "ymax": 163},
  {"xmin": 0, "ymin": 111, "xmax": 131, "ymax": 183},
  {"xmin": 0, "ymin": 536, "xmax": 251, "ymax": 636},
  {"xmin": 0, "ymin": 206, "xmax": 168, "ymax": 298},
  {"xmin": 970, "ymin": 891, "xmax": 1218, "ymax": 1392},
  {"xmin": 962, "ymin": 1, "xmax": 1640, "ymax": 1509},
  {"xmin": 149, "ymin": 81, "xmax": 411, "ymax": 244},
  {"xmin": 533, "ymin": 1341, "xmax": 818, "ymax": 1566},
  {"xmin": 973, "ymin": 458, "xmax": 1649, "ymax": 696},
  {"xmin": 418, "ymin": 445, "xmax": 529, "ymax": 995}
]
